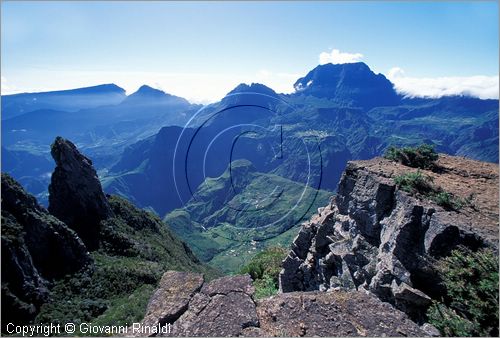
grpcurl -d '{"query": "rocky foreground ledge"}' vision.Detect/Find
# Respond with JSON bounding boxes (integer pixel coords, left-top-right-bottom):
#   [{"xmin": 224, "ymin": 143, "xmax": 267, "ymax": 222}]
[{"xmin": 131, "ymin": 271, "xmax": 427, "ymax": 337}]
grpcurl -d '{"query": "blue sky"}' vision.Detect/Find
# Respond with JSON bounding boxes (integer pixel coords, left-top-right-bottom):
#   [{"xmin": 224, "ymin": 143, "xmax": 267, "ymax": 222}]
[{"xmin": 1, "ymin": 1, "xmax": 498, "ymax": 102}]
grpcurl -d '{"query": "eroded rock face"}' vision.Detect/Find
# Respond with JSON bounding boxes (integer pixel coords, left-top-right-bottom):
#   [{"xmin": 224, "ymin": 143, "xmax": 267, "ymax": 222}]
[
  {"xmin": 257, "ymin": 291, "xmax": 426, "ymax": 337},
  {"xmin": 134, "ymin": 272, "xmax": 258, "ymax": 337},
  {"xmin": 173, "ymin": 274, "xmax": 258, "ymax": 336},
  {"xmin": 142, "ymin": 271, "xmax": 204, "ymax": 329},
  {"xmin": 48, "ymin": 136, "xmax": 112, "ymax": 249},
  {"xmin": 1, "ymin": 173, "xmax": 92, "ymax": 327},
  {"xmin": 279, "ymin": 156, "xmax": 498, "ymax": 321},
  {"xmin": 136, "ymin": 271, "xmax": 426, "ymax": 337}
]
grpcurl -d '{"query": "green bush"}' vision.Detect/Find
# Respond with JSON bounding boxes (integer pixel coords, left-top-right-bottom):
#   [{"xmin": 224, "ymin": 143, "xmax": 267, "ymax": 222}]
[
  {"xmin": 427, "ymin": 303, "xmax": 476, "ymax": 337},
  {"xmin": 240, "ymin": 246, "xmax": 288, "ymax": 281},
  {"xmin": 33, "ymin": 195, "xmax": 220, "ymax": 336},
  {"xmin": 433, "ymin": 192, "xmax": 455, "ymax": 209},
  {"xmin": 394, "ymin": 172, "xmax": 466, "ymax": 211},
  {"xmin": 432, "ymin": 191, "xmax": 467, "ymax": 211},
  {"xmin": 36, "ymin": 255, "xmax": 162, "ymax": 335},
  {"xmin": 240, "ymin": 246, "xmax": 288, "ymax": 299},
  {"xmin": 253, "ymin": 275, "xmax": 279, "ymax": 299},
  {"xmin": 394, "ymin": 170, "xmax": 434, "ymax": 195},
  {"xmin": 427, "ymin": 247, "xmax": 499, "ymax": 336},
  {"xmin": 385, "ymin": 144, "xmax": 438, "ymax": 169}
]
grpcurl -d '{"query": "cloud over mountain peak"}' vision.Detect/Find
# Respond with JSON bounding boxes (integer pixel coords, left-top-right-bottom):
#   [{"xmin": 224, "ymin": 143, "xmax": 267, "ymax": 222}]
[
  {"xmin": 388, "ymin": 67, "xmax": 499, "ymax": 100},
  {"xmin": 319, "ymin": 49, "xmax": 364, "ymax": 65}
]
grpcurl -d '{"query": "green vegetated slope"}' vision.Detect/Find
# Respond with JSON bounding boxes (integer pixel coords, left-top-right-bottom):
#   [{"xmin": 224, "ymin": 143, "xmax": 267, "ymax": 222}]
[
  {"xmin": 240, "ymin": 246, "xmax": 289, "ymax": 299},
  {"xmin": 35, "ymin": 195, "xmax": 220, "ymax": 334},
  {"xmin": 164, "ymin": 160, "xmax": 331, "ymax": 273},
  {"xmin": 427, "ymin": 247, "xmax": 499, "ymax": 337},
  {"xmin": 366, "ymin": 97, "xmax": 499, "ymax": 162}
]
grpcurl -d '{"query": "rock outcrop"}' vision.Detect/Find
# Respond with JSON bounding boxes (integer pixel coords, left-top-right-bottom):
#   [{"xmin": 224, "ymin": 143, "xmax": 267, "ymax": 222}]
[
  {"xmin": 138, "ymin": 272, "xmax": 258, "ymax": 337},
  {"xmin": 136, "ymin": 270, "xmax": 426, "ymax": 337},
  {"xmin": 141, "ymin": 271, "xmax": 205, "ymax": 330},
  {"xmin": 1, "ymin": 173, "xmax": 92, "ymax": 327},
  {"xmin": 279, "ymin": 155, "xmax": 498, "ymax": 321},
  {"xmin": 257, "ymin": 291, "xmax": 428, "ymax": 337},
  {"xmin": 48, "ymin": 136, "xmax": 112, "ymax": 249}
]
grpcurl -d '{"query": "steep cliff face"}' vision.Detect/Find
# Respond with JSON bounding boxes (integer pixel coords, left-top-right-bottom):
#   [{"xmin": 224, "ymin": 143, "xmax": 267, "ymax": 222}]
[
  {"xmin": 49, "ymin": 136, "xmax": 112, "ymax": 249},
  {"xmin": 1, "ymin": 173, "xmax": 92, "ymax": 327},
  {"xmin": 279, "ymin": 155, "xmax": 498, "ymax": 320}
]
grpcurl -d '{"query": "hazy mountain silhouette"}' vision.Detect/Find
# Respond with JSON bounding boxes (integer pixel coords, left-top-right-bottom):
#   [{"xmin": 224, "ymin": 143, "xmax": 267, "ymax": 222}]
[{"xmin": 1, "ymin": 84, "xmax": 126, "ymax": 120}]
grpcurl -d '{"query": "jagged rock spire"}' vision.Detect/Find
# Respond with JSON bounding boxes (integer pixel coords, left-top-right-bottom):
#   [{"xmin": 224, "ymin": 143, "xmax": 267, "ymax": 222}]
[{"xmin": 48, "ymin": 136, "xmax": 112, "ymax": 249}]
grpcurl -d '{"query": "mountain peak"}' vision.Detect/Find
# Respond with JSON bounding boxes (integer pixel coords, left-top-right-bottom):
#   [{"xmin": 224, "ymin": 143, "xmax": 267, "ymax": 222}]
[
  {"xmin": 221, "ymin": 83, "xmax": 280, "ymax": 106},
  {"xmin": 314, "ymin": 61, "xmax": 371, "ymax": 72},
  {"xmin": 228, "ymin": 83, "xmax": 278, "ymax": 97},
  {"xmin": 131, "ymin": 85, "xmax": 167, "ymax": 97},
  {"xmin": 123, "ymin": 85, "xmax": 190, "ymax": 106},
  {"xmin": 293, "ymin": 62, "xmax": 400, "ymax": 109}
]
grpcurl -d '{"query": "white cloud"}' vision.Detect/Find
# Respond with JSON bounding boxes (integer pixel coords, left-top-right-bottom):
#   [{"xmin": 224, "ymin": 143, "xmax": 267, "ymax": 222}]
[
  {"xmin": 387, "ymin": 67, "xmax": 499, "ymax": 100},
  {"xmin": 254, "ymin": 69, "xmax": 299, "ymax": 94},
  {"xmin": 319, "ymin": 49, "xmax": 364, "ymax": 65},
  {"xmin": 1, "ymin": 76, "xmax": 19, "ymax": 94},
  {"xmin": 387, "ymin": 67, "xmax": 405, "ymax": 79}
]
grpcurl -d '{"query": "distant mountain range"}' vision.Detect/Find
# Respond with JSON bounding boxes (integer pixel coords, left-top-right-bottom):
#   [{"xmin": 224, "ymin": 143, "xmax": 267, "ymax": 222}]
[
  {"xmin": 2, "ymin": 84, "xmax": 200, "ymax": 202},
  {"xmin": 1, "ymin": 84, "xmax": 126, "ymax": 120},
  {"xmin": 2, "ymin": 62, "xmax": 498, "ymax": 264}
]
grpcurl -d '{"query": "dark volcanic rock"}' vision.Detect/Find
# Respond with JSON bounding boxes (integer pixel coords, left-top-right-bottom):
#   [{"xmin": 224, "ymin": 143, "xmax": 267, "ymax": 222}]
[
  {"xmin": 200, "ymin": 274, "xmax": 255, "ymax": 296},
  {"xmin": 48, "ymin": 136, "xmax": 112, "ymax": 248},
  {"xmin": 257, "ymin": 291, "xmax": 426, "ymax": 336},
  {"xmin": 134, "ymin": 271, "xmax": 259, "ymax": 337},
  {"xmin": 172, "ymin": 273, "xmax": 258, "ymax": 336},
  {"xmin": 137, "ymin": 271, "xmax": 426, "ymax": 337},
  {"xmin": 141, "ymin": 271, "xmax": 204, "ymax": 330},
  {"xmin": 279, "ymin": 155, "xmax": 498, "ymax": 321},
  {"xmin": 1, "ymin": 173, "xmax": 92, "ymax": 327}
]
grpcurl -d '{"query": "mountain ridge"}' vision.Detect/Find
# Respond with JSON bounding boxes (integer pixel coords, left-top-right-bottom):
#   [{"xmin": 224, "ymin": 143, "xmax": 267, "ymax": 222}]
[
  {"xmin": 3, "ymin": 83, "xmax": 125, "ymax": 98},
  {"xmin": 1, "ymin": 84, "xmax": 127, "ymax": 120}
]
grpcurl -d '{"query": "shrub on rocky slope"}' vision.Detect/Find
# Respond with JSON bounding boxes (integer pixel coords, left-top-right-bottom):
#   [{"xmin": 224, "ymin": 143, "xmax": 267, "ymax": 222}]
[
  {"xmin": 427, "ymin": 247, "xmax": 499, "ymax": 336},
  {"xmin": 240, "ymin": 246, "xmax": 288, "ymax": 299},
  {"xmin": 385, "ymin": 144, "xmax": 438, "ymax": 169}
]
